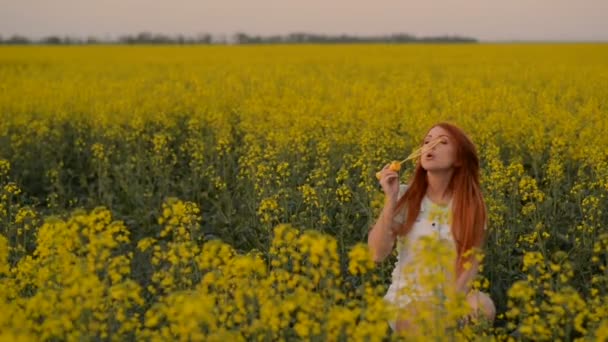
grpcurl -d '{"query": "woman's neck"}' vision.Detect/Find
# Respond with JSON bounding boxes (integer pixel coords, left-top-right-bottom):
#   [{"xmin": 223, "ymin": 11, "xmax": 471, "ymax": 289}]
[{"xmin": 426, "ymin": 170, "xmax": 454, "ymax": 205}]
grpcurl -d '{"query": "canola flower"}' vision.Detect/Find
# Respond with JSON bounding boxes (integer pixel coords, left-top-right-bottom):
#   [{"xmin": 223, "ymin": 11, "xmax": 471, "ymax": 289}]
[{"xmin": 0, "ymin": 44, "xmax": 607, "ymax": 340}]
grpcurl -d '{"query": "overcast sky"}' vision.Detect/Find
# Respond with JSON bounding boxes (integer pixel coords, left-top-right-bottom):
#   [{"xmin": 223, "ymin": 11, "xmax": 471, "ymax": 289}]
[{"xmin": 1, "ymin": 0, "xmax": 607, "ymax": 42}]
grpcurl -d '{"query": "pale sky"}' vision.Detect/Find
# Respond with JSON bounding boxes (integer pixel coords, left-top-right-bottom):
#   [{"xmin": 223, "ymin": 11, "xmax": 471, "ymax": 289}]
[{"xmin": 1, "ymin": 0, "xmax": 607, "ymax": 42}]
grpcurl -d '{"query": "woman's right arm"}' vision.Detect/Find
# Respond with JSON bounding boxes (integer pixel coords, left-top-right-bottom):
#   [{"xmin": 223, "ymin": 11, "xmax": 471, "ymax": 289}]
[
  {"xmin": 367, "ymin": 164, "xmax": 402, "ymax": 263},
  {"xmin": 367, "ymin": 197, "xmax": 400, "ymax": 262}
]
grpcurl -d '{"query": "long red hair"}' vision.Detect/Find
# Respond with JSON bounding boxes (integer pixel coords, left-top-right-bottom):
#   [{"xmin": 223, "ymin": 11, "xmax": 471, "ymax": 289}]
[{"xmin": 394, "ymin": 122, "xmax": 487, "ymax": 277}]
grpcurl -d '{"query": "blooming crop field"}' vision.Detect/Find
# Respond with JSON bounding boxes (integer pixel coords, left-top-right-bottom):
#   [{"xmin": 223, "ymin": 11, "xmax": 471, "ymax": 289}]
[{"xmin": 0, "ymin": 44, "xmax": 608, "ymax": 340}]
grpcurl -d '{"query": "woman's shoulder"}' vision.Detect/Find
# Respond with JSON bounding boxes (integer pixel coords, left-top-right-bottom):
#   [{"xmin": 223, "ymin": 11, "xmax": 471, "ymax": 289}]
[
  {"xmin": 398, "ymin": 183, "xmax": 409, "ymax": 200},
  {"xmin": 393, "ymin": 184, "xmax": 410, "ymax": 225}
]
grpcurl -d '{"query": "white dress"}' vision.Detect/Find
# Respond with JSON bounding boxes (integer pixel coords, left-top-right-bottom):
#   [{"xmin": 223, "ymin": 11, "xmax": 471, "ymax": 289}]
[{"xmin": 383, "ymin": 184, "xmax": 456, "ymax": 331}]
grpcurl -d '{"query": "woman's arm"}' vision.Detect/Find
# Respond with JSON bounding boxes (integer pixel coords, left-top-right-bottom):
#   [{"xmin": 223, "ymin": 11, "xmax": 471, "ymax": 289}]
[
  {"xmin": 456, "ymin": 221, "xmax": 487, "ymax": 293},
  {"xmin": 367, "ymin": 198, "xmax": 399, "ymax": 263},
  {"xmin": 455, "ymin": 257, "xmax": 480, "ymax": 294}
]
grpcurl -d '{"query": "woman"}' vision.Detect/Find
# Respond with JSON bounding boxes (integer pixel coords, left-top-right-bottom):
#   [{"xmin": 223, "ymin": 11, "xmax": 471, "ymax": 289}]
[{"xmin": 368, "ymin": 122, "xmax": 496, "ymax": 333}]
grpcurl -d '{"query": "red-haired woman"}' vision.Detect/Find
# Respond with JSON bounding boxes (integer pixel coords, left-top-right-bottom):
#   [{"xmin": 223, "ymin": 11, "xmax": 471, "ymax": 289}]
[{"xmin": 368, "ymin": 122, "xmax": 496, "ymax": 333}]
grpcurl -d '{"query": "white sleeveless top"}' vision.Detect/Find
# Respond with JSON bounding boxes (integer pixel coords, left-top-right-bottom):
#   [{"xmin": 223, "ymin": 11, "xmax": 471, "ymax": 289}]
[{"xmin": 383, "ymin": 184, "xmax": 457, "ymax": 308}]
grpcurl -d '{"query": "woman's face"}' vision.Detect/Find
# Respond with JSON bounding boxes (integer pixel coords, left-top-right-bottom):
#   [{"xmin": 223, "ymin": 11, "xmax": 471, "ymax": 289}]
[{"xmin": 420, "ymin": 126, "xmax": 458, "ymax": 172}]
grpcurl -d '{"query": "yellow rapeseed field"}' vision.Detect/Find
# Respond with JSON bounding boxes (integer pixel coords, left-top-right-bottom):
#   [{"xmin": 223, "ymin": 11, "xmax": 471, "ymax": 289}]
[{"xmin": 1, "ymin": 44, "xmax": 608, "ymax": 340}]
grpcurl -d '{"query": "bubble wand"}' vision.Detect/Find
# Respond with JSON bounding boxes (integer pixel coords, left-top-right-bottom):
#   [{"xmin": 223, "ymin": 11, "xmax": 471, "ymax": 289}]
[{"xmin": 375, "ymin": 137, "xmax": 446, "ymax": 180}]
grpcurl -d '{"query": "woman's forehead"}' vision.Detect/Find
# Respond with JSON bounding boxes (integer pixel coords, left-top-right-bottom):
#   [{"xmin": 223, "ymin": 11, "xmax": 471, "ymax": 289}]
[{"xmin": 426, "ymin": 126, "xmax": 450, "ymax": 138}]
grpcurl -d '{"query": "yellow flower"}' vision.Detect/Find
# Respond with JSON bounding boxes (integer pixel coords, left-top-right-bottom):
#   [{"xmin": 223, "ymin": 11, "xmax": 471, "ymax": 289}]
[{"xmin": 348, "ymin": 243, "xmax": 374, "ymax": 276}]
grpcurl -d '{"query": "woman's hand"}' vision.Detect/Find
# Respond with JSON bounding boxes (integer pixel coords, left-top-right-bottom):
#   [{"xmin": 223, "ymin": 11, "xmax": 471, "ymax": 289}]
[{"xmin": 377, "ymin": 163, "xmax": 400, "ymax": 204}]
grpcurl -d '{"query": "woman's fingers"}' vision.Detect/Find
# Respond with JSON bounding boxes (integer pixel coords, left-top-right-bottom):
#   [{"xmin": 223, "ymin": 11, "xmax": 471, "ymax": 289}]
[
  {"xmin": 380, "ymin": 171, "xmax": 397, "ymax": 183},
  {"xmin": 383, "ymin": 173, "xmax": 397, "ymax": 181},
  {"xmin": 379, "ymin": 171, "xmax": 399, "ymax": 194},
  {"xmin": 375, "ymin": 163, "xmax": 392, "ymax": 180}
]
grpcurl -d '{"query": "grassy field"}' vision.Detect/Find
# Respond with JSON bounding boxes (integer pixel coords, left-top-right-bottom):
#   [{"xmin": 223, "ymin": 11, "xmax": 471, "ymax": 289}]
[{"xmin": 1, "ymin": 44, "xmax": 608, "ymax": 340}]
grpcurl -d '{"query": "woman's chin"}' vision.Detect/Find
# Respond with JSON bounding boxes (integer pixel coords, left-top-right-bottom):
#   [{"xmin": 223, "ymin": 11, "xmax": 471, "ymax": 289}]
[{"xmin": 422, "ymin": 165, "xmax": 453, "ymax": 173}]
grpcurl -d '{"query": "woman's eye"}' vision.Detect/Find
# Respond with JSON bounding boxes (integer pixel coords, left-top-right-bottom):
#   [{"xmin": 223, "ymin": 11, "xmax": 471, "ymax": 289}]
[{"xmin": 424, "ymin": 141, "xmax": 429, "ymax": 144}]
